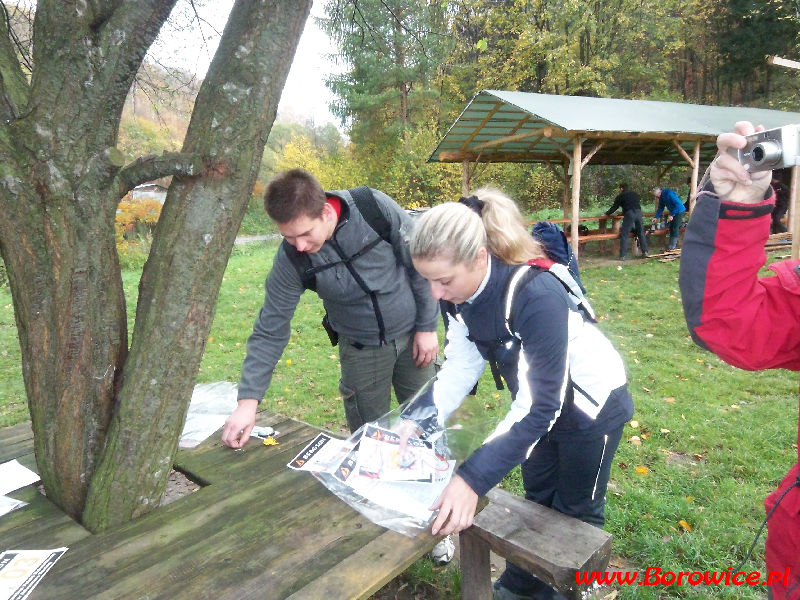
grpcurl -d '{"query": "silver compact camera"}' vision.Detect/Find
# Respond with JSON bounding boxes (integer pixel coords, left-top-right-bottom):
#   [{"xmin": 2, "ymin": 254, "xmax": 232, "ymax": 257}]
[{"xmin": 727, "ymin": 124, "xmax": 800, "ymax": 172}]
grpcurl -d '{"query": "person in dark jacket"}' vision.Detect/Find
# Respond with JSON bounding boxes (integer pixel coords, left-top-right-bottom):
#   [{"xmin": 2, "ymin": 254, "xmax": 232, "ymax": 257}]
[
  {"xmin": 771, "ymin": 175, "xmax": 790, "ymax": 234},
  {"xmin": 221, "ymin": 169, "xmax": 440, "ymax": 446},
  {"xmin": 605, "ymin": 182, "xmax": 648, "ymax": 260},
  {"xmin": 679, "ymin": 122, "xmax": 800, "ymax": 600},
  {"xmin": 406, "ymin": 188, "xmax": 634, "ymax": 600}
]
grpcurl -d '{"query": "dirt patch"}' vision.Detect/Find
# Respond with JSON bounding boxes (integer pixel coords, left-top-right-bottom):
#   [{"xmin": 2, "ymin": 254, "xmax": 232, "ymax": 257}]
[{"xmin": 160, "ymin": 469, "xmax": 201, "ymax": 506}]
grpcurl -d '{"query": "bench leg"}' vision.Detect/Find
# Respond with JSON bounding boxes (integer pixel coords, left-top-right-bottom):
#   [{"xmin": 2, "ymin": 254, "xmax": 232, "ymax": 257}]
[{"xmin": 459, "ymin": 529, "xmax": 493, "ymax": 600}]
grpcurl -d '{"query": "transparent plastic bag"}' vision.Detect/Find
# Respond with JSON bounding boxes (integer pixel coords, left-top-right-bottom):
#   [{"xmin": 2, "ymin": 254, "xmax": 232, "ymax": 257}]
[
  {"xmin": 288, "ymin": 378, "xmax": 501, "ymax": 537},
  {"xmin": 179, "ymin": 381, "xmax": 239, "ymax": 448}
]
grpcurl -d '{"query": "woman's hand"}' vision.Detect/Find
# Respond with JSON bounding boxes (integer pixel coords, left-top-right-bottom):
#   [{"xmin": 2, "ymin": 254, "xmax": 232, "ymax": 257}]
[
  {"xmin": 429, "ymin": 474, "xmax": 479, "ymax": 536},
  {"xmin": 710, "ymin": 121, "xmax": 772, "ymax": 205}
]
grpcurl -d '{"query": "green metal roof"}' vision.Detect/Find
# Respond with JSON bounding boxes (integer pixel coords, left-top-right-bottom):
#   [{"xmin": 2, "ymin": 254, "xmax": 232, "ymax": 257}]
[{"xmin": 429, "ymin": 90, "xmax": 800, "ymax": 166}]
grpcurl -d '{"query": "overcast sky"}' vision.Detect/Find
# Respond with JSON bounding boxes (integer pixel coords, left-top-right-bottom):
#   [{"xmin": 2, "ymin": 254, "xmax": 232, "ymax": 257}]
[{"xmin": 151, "ymin": 0, "xmax": 341, "ymax": 127}]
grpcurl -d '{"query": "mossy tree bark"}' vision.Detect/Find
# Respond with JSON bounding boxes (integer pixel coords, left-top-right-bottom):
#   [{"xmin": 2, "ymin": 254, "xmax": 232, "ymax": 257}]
[{"xmin": 0, "ymin": 0, "xmax": 311, "ymax": 532}]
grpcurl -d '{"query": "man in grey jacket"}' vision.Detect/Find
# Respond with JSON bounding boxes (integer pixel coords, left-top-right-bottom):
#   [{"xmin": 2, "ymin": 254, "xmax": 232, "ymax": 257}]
[{"xmin": 221, "ymin": 169, "xmax": 440, "ymax": 447}]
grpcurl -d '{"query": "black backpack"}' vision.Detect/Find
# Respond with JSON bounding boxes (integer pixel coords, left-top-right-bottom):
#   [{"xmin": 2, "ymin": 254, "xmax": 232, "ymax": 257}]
[{"xmin": 282, "ymin": 186, "xmax": 393, "ymax": 345}]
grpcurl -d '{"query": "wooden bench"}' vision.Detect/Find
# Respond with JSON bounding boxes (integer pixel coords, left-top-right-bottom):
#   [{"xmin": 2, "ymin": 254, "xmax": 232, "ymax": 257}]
[{"xmin": 459, "ymin": 489, "xmax": 612, "ymax": 600}]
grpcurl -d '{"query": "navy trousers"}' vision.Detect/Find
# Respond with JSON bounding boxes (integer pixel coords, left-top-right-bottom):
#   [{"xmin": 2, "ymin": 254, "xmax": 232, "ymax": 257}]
[{"xmin": 496, "ymin": 424, "xmax": 624, "ymax": 599}]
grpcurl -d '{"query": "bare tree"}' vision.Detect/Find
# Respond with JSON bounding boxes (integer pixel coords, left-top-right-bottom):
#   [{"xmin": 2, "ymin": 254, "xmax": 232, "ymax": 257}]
[{"xmin": 0, "ymin": 0, "xmax": 311, "ymax": 532}]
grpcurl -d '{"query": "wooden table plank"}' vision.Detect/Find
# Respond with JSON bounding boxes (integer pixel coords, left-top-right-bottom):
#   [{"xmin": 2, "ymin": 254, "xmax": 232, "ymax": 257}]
[
  {"xmin": 0, "ymin": 487, "xmax": 89, "ymax": 549},
  {"xmin": 0, "ymin": 415, "xmax": 434, "ymax": 600}
]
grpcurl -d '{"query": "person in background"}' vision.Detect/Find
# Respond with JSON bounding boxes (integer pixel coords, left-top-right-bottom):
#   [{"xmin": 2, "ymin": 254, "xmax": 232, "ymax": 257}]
[
  {"xmin": 679, "ymin": 121, "xmax": 799, "ymax": 600},
  {"xmin": 651, "ymin": 186, "xmax": 686, "ymax": 251},
  {"xmin": 406, "ymin": 188, "xmax": 633, "ymax": 600},
  {"xmin": 604, "ymin": 182, "xmax": 648, "ymax": 260},
  {"xmin": 771, "ymin": 175, "xmax": 790, "ymax": 234}
]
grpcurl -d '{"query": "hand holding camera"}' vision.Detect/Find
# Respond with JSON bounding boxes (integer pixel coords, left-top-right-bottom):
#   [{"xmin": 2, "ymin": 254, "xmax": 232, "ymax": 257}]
[{"xmin": 711, "ymin": 121, "xmax": 773, "ymax": 205}]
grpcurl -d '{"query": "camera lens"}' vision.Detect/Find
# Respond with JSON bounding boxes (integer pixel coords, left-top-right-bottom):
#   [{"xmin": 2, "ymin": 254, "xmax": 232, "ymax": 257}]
[{"xmin": 751, "ymin": 140, "xmax": 782, "ymax": 166}]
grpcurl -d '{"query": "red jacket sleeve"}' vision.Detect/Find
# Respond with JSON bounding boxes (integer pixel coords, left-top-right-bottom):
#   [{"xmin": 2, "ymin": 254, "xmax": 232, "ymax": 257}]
[{"xmin": 679, "ymin": 183, "xmax": 800, "ymax": 371}]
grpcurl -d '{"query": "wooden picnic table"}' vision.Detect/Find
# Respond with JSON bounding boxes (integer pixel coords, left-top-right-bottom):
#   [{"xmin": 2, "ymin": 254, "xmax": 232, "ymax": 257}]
[{"xmin": 0, "ymin": 412, "xmax": 438, "ymax": 600}]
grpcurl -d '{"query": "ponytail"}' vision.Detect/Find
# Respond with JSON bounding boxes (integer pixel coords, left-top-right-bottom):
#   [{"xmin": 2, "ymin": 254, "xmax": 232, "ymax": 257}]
[{"xmin": 409, "ymin": 186, "xmax": 545, "ymax": 265}]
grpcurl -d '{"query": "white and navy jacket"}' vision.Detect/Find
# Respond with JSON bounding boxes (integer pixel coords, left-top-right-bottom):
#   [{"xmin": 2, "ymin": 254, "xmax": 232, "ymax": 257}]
[{"xmin": 416, "ymin": 255, "xmax": 633, "ymax": 497}]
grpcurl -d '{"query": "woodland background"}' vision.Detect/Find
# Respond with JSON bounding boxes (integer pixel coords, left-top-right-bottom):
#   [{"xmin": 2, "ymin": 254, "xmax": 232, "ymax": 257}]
[{"xmin": 118, "ymin": 0, "xmax": 800, "ymax": 236}]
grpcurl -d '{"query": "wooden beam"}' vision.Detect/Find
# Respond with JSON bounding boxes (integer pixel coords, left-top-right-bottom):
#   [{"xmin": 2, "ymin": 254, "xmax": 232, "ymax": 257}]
[
  {"xmin": 791, "ymin": 166, "xmax": 800, "ymax": 259},
  {"xmin": 689, "ymin": 142, "xmax": 700, "ymax": 211},
  {"xmin": 671, "ymin": 140, "xmax": 695, "ymax": 167},
  {"xmin": 571, "ymin": 136, "xmax": 583, "ymax": 260},
  {"xmin": 769, "ymin": 55, "xmax": 800, "ymax": 70},
  {"xmin": 581, "ymin": 142, "xmax": 604, "ymax": 169},
  {"xmin": 470, "ymin": 126, "xmax": 554, "ymax": 151}
]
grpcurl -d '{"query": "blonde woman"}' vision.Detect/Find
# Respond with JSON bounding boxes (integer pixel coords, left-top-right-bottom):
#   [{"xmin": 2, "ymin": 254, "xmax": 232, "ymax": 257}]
[{"xmin": 408, "ymin": 188, "xmax": 633, "ymax": 600}]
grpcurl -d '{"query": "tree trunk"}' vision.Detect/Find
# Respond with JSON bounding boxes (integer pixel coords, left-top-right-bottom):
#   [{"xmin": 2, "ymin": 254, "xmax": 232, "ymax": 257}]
[{"xmin": 0, "ymin": 0, "xmax": 311, "ymax": 532}]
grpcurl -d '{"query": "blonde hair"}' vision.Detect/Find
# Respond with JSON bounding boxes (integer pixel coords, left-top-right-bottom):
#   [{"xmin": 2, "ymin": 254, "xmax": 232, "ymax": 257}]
[{"xmin": 409, "ymin": 186, "xmax": 546, "ymax": 265}]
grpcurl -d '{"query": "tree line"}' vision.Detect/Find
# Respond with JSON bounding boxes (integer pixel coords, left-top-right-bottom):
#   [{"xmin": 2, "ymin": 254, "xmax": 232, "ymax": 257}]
[{"xmin": 290, "ymin": 0, "xmax": 800, "ymax": 212}]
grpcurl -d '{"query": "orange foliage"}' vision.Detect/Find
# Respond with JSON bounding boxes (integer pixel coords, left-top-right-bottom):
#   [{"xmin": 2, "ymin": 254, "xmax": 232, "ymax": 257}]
[{"xmin": 115, "ymin": 194, "xmax": 162, "ymax": 243}]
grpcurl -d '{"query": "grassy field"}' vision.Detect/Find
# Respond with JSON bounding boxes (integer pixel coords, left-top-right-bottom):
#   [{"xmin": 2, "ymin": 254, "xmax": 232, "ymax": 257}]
[{"xmin": 1, "ymin": 240, "xmax": 796, "ymax": 599}]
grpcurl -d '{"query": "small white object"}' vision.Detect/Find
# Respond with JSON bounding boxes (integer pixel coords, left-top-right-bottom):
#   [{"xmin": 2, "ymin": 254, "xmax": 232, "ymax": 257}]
[{"xmin": 430, "ymin": 535, "xmax": 455, "ymax": 565}]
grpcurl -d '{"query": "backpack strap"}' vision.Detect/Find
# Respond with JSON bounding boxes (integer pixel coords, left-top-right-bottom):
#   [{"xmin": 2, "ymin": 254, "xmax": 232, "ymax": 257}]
[
  {"xmin": 285, "ymin": 186, "xmax": 393, "ymax": 292},
  {"xmin": 504, "ymin": 263, "xmax": 596, "ymax": 340},
  {"xmin": 349, "ymin": 186, "xmax": 391, "ymax": 242},
  {"xmin": 282, "ymin": 239, "xmax": 316, "ymax": 291},
  {"xmin": 283, "ymin": 186, "xmax": 396, "ymax": 345}
]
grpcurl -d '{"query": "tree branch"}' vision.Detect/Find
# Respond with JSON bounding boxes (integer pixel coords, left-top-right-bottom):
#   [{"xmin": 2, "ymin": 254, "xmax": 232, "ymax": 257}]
[
  {"xmin": 0, "ymin": 2, "xmax": 29, "ymax": 120},
  {"xmin": 114, "ymin": 151, "xmax": 204, "ymax": 197}
]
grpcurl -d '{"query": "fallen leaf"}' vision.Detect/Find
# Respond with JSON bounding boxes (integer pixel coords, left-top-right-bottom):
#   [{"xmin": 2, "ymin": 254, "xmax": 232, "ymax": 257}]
[
  {"xmin": 664, "ymin": 397, "xmax": 675, "ymax": 403},
  {"xmin": 629, "ymin": 436, "xmax": 641, "ymax": 446},
  {"xmin": 660, "ymin": 428, "xmax": 671, "ymax": 433},
  {"xmin": 678, "ymin": 519, "xmax": 692, "ymax": 533},
  {"xmin": 629, "ymin": 420, "xmax": 639, "ymax": 429},
  {"xmin": 635, "ymin": 465, "xmax": 649, "ymax": 475}
]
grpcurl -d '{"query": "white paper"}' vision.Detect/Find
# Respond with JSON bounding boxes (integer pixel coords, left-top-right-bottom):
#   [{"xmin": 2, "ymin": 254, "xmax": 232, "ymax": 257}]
[
  {"xmin": 0, "ymin": 496, "xmax": 27, "ymax": 519},
  {"xmin": 0, "ymin": 548, "xmax": 68, "ymax": 600},
  {"xmin": 287, "ymin": 433, "xmax": 355, "ymax": 472},
  {"xmin": 0, "ymin": 461, "xmax": 39, "ymax": 497}
]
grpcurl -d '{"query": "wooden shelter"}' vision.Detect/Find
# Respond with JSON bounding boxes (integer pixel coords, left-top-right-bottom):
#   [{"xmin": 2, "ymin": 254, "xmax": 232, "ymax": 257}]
[{"xmin": 429, "ymin": 90, "xmax": 800, "ymax": 257}]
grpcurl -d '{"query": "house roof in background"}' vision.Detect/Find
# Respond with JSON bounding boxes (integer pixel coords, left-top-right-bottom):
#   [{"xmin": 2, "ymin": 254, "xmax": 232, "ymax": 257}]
[{"xmin": 429, "ymin": 90, "xmax": 800, "ymax": 166}]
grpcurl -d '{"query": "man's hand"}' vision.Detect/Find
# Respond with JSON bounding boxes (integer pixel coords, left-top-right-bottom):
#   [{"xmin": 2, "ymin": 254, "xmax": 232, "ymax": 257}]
[
  {"xmin": 412, "ymin": 330, "xmax": 439, "ymax": 368},
  {"xmin": 711, "ymin": 121, "xmax": 772, "ymax": 205},
  {"xmin": 221, "ymin": 399, "xmax": 259, "ymax": 448},
  {"xmin": 429, "ymin": 474, "xmax": 479, "ymax": 536}
]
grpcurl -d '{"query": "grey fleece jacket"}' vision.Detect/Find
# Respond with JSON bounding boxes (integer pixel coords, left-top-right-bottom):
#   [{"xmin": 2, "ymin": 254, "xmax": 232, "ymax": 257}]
[{"xmin": 237, "ymin": 187, "xmax": 439, "ymax": 401}]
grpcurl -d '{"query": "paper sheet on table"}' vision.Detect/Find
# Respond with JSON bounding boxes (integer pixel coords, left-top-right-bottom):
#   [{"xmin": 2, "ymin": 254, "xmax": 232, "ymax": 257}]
[
  {"xmin": 0, "ymin": 548, "xmax": 68, "ymax": 600},
  {"xmin": 0, "ymin": 496, "xmax": 27, "ymax": 519},
  {"xmin": 0, "ymin": 460, "xmax": 39, "ymax": 496},
  {"xmin": 287, "ymin": 433, "xmax": 355, "ymax": 472}
]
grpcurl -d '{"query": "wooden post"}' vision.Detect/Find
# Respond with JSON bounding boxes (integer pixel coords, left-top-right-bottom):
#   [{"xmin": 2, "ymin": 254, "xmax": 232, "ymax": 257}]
[
  {"xmin": 459, "ymin": 530, "xmax": 493, "ymax": 600},
  {"xmin": 571, "ymin": 136, "xmax": 583, "ymax": 260},
  {"xmin": 462, "ymin": 159, "xmax": 471, "ymax": 196},
  {"xmin": 791, "ymin": 165, "xmax": 800, "ymax": 259},
  {"xmin": 690, "ymin": 142, "xmax": 700, "ymax": 212}
]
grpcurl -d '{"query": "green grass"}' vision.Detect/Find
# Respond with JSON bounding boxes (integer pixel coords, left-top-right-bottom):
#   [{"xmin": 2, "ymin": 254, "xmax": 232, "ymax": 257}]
[{"xmin": 1, "ymin": 245, "xmax": 795, "ymax": 599}]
